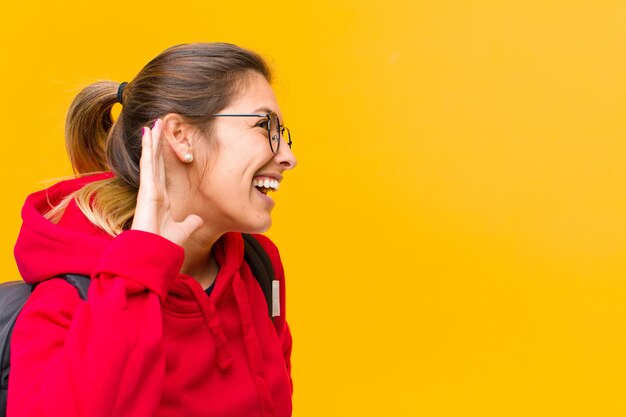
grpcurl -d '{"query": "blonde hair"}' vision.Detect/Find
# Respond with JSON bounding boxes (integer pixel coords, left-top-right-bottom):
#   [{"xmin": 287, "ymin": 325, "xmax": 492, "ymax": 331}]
[{"xmin": 45, "ymin": 43, "xmax": 272, "ymax": 236}]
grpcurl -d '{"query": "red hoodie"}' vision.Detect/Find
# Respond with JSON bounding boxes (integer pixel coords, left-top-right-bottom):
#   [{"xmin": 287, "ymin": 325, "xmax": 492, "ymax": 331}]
[{"xmin": 8, "ymin": 172, "xmax": 293, "ymax": 417}]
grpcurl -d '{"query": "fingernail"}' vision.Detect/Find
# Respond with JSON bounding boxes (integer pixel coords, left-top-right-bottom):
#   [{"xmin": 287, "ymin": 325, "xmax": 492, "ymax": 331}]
[
  {"xmin": 141, "ymin": 127, "xmax": 146, "ymax": 135},
  {"xmin": 151, "ymin": 119, "xmax": 159, "ymax": 128}
]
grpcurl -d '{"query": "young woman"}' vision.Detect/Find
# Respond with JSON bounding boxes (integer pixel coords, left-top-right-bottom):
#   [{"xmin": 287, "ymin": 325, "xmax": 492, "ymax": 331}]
[{"xmin": 8, "ymin": 42, "xmax": 297, "ymax": 417}]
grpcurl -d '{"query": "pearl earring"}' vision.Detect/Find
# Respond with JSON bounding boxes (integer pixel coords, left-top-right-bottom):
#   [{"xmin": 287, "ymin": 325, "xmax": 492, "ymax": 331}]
[{"xmin": 183, "ymin": 152, "xmax": 193, "ymax": 163}]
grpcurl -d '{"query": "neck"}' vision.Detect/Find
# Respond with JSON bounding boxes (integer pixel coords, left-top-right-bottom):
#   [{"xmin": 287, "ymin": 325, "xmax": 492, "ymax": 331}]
[
  {"xmin": 165, "ymin": 171, "xmax": 226, "ymax": 290},
  {"xmin": 179, "ymin": 227, "xmax": 223, "ymax": 291}
]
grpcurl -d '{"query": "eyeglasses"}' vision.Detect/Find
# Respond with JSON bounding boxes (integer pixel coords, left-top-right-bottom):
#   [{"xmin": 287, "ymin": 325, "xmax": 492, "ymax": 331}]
[{"xmin": 212, "ymin": 112, "xmax": 292, "ymax": 154}]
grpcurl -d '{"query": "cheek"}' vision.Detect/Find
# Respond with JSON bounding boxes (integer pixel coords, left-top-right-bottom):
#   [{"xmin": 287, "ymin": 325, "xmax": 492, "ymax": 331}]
[
  {"xmin": 194, "ymin": 136, "xmax": 272, "ymax": 199},
  {"xmin": 195, "ymin": 159, "xmax": 250, "ymax": 203}
]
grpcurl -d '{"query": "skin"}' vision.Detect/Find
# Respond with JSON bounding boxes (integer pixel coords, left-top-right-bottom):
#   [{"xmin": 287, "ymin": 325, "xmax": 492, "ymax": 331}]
[{"xmin": 130, "ymin": 72, "xmax": 297, "ymax": 289}]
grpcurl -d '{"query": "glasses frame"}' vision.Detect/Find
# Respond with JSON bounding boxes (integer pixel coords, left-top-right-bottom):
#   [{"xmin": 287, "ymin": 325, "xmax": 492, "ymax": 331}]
[{"xmin": 211, "ymin": 112, "xmax": 292, "ymax": 154}]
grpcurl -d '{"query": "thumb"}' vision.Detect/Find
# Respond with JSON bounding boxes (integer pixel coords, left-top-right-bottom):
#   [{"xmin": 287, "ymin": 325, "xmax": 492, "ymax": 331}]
[{"xmin": 180, "ymin": 214, "xmax": 205, "ymax": 236}]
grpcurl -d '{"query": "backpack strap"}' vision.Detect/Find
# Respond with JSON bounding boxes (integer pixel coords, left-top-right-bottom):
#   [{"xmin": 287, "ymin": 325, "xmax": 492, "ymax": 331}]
[
  {"xmin": 60, "ymin": 274, "xmax": 90, "ymax": 300},
  {"xmin": 242, "ymin": 233, "xmax": 276, "ymax": 321},
  {"xmin": 60, "ymin": 244, "xmax": 276, "ymax": 320}
]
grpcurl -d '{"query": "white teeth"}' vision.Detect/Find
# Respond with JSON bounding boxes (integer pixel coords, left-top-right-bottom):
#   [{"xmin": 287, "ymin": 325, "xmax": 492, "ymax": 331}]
[{"xmin": 253, "ymin": 178, "xmax": 280, "ymax": 190}]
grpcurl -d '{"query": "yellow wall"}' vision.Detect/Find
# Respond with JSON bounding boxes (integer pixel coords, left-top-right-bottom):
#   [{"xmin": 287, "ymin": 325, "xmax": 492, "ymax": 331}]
[{"xmin": 3, "ymin": 1, "xmax": 626, "ymax": 415}]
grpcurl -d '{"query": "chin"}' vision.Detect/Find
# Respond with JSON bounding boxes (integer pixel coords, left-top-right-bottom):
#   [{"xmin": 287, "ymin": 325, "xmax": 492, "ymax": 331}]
[{"xmin": 239, "ymin": 215, "xmax": 272, "ymax": 234}]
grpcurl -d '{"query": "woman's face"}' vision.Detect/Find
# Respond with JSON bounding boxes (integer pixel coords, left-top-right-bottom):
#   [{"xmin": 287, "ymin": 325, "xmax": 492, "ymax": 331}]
[{"xmin": 188, "ymin": 72, "xmax": 297, "ymax": 234}]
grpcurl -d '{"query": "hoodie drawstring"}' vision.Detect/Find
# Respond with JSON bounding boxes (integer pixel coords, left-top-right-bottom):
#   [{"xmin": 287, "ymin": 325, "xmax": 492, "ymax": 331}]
[
  {"xmin": 233, "ymin": 272, "xmax": 276, "ymax": 417},
  {"xmin": 187, "ymin": 271, "xmax": 276, "ymax": 417},
  {"xmin": 187, "ymin": 283, "xmax": 233, "ymax": 370}
]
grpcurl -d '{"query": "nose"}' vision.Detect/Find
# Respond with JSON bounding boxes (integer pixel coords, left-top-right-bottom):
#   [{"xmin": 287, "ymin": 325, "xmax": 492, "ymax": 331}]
[{"xmin": 275, "ymin": 138, "xmax": 298, "ymax": 170}]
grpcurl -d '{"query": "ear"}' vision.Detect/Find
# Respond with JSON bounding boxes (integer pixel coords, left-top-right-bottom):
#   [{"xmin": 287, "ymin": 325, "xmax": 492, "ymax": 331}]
[{"xmin": 160, "ymin": 113, "xmax": 196, "ymax": 164}]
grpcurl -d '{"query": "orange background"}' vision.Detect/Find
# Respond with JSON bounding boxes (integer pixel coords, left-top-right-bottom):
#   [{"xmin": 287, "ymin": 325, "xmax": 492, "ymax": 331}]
[{"xmin": 2, "ymin": 1, "xmax": 626, "ymax": 415}]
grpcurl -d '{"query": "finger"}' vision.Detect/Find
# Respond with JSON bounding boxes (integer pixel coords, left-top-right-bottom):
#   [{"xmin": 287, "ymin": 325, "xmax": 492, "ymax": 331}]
[
  {"xmin": 151, "ymin": 118, "xmax": 163, "ymax": 159},
  {"xmin": 158, "ymin": 130, "xmax": 166, "ymax": 185},
  {"xmin": 154, "ymin": 119, "xmax": 167, "ymax": 190},
  {"xmin": 180, "ymin": 214, "xmax": 204, "ymax": 237},
  {"xmin": 138, "ymin": 126, "xmax": 153, "ymax": 193},
  {"xmin": 150, "ymin": 119, "xmax": 166, "ymax": 189}
]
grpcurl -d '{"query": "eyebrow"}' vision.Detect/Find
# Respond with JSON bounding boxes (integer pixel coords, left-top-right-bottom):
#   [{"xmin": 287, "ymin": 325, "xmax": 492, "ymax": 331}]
[{"xmin": 253, "ymin": 106, "xmax": 275, "ymax": 114}]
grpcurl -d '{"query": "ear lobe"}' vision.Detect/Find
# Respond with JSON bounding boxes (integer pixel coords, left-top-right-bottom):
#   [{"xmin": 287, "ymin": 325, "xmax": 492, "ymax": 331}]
[{"xmin": 161, "ymin": 113, "xmax": 194, "ymax": 164}]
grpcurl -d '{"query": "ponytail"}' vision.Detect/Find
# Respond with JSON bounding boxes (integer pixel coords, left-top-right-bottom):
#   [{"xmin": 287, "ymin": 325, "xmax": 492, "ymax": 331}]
[
  {"xmin": 65, "ymin": 81, "xmax": 118, "ymax": 174},
  {"xmin": 45, "ymin": 80, "xmax": 138, "ymax": 236}
]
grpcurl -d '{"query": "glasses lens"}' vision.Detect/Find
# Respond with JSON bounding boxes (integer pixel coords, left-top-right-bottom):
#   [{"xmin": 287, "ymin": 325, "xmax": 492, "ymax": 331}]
[{"xmin": 268, "ymin": 113, "xmax": 280, "ymax": 154}]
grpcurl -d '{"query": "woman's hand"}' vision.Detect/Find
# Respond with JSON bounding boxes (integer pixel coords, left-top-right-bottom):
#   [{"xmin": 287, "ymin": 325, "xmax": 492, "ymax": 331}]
[{"xmin": 131, "ymin": 118, "xmax": 204, "ymax": 246}]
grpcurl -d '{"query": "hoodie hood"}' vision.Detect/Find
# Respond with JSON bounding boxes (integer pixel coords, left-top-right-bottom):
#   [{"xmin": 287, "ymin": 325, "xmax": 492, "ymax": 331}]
[{"xmin": 14, "ymin": 172, "xmax": 116, "ymax": 284}]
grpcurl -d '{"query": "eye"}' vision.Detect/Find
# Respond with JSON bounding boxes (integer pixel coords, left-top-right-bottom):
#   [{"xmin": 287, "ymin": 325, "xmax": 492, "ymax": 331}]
[{"xmin": 255, "ymin": 119, "xmax": 269, "ymax": 129}]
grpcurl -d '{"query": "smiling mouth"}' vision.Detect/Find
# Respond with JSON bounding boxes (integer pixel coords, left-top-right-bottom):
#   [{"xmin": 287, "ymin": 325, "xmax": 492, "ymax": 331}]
[{"xmin": 253, "ymin": 178, "xmax": 280, "ymax": 195}]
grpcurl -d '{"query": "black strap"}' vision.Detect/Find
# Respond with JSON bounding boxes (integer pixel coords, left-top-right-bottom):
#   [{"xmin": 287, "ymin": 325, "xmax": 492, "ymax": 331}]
[
  {"xmin": 242, "ymin": 233, "xmax": 276, "ymax": 321},
  {"xmin": 56, "ymin": 234, "xmax": 276, "ymax": 318},
  {"xmin": 60, "ymin": 274, "xmax": 90, "ymax": 300}
]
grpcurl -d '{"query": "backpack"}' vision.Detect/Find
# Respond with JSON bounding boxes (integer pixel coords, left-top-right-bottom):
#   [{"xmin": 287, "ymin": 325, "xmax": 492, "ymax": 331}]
[{"xmin": 0, "ymin": 233, "xmax": 275, "ymax": 417}]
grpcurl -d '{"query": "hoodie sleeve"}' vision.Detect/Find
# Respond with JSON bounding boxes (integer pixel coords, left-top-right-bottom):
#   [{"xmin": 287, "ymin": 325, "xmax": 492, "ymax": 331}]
[{"xmin": 8, "ymin": 230, "xmax": 184, "ymax": 417}]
